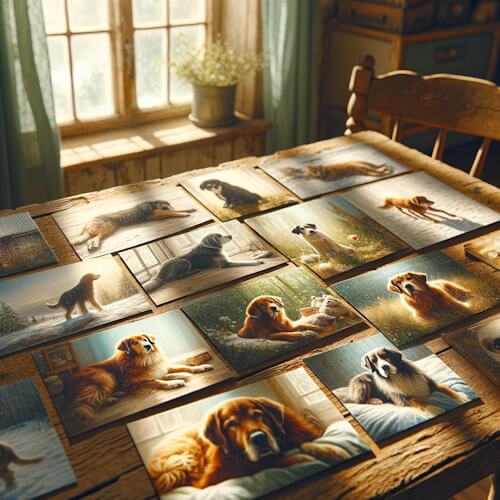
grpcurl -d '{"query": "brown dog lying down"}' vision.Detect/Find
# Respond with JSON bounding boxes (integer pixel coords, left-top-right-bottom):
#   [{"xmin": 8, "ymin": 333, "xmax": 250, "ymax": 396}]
[
  {"xmin": 306, "ymin": 161, "xmax": 392, "ymax": 181},
  {"xmin": 46, "ymin": 273, "xmax": 102, "ymax": 321},
  {"xmin": 387, "ymin": 271, "xmax": 471, "ymax": 321},
  {"xmin": 72, "ymin": 201, "xmax": 196, "ymax": 252},
  {"xmin": 147, "ymin": 396, "xmax": 349, "ymax": 493},
  {"xmin": 379, "ymin": 195, "xmax": 457, "ymax": 223},
  {"xmin": 0, "ymin": 441, "xmax": 44, "ymax": 488},
  {"xmin": 238, "ymin": 295, "xmax": 322, "ymax": 341},
  {"xmin": 68, "ymin": 334, "xmax": 213, "ymax": 420}
]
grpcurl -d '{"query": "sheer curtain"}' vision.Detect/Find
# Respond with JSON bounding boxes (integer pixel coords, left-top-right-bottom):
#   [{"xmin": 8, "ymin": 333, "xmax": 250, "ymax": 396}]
[
  {"xmin": 261, "ymin": 0, "xmax": 319, "ymax": 152},
  {"xmin": 0, "ymin": 0, "xmax": 61, "ymax": 209}
]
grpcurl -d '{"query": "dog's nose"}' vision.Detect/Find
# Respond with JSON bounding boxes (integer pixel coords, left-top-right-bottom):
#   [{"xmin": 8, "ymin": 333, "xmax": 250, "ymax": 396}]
[
  {"xmin": 144, "ymin": 344, "xmax": 152, "ymax": 352},
  {"xmin": 249, "ymin": 431, "xmax": 269, "ymax": 448}
]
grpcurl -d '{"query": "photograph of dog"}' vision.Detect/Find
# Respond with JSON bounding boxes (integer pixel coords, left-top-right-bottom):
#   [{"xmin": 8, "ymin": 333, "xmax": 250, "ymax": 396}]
[
  {"xmin": 246, "ymin": 195, "xmax": 406, "ymax": 279},
  {"xmin": 0, "ymin": 213, "xmax": 57, "ymax": 278},
  {"xmin": 180, "ymin": 166, "xmax": 298, "ymax": 221},
  {"xmin": 464, "ymin": 230, "xmax": 500, "ymax": 271},
  {"xmin": 53, "ymin": 184, "xmax": 212, "ymax": 259},
  {"xmin": 120, "ymin": 220, "xmax": 286, "ymax": 305},
  {"xmin": 0, "ymin": 256, "xmax": 149, "ymax": 358},
  {"xmin": 342, "ymin": 171, "xmax": 500, "ymax": 250},
  {"xmin": 333, "ymin": 251, "xmax": 500, "ymax": 346},
  {"xmin": 128, "ymin": 367, "xmax": 370, "ymax": 498},
  {"xmin": 0, "ymin": 379, "xmax": 75, "ymax": 497},
  {"xmin": 182, "ymin": 267, "xmax": 361, "ymax": 372},
  {"xmin": 445, "ymin": 313, "xmax": 500, "ymax": 388},
  {"xmin": 33, "ymin": 310, "xmax": 233, "ymax": 436},
  {"xmin": 306, "ymin": 333, "xmax": 479, "ymax": 442},
  {"xmin": 259, "ymin": 142, "xmax": 409, "ymax": 200}
]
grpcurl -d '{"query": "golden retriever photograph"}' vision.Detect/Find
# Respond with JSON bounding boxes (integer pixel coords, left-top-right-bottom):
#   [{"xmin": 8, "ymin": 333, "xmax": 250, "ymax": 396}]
[
  {"xmin": 259, "ymin": 142, "xmax": 409, "ymax": 200},
  {"xmin": 332, "ymin": 251, "xmax": 500, "ymax": 346},
  {"xmin": 182, "ymin": 267, "xmax": 361, "ymax": 372},
  {"xmin": 128, "ymin": 368, "xmax": 370, "ymax": 498},
  {"xmin": 342, "ymin": 171, "xmax": 500, "ymax": 250},
  {"xmin": 180, "ymin": 166, "xmax": 298, "ymax": 221},
  {"xmin": 33, "ymin": 310, "xmax": 233, "ymax": 436},
  {"xmin": 306, "ymin": 333, "xmax": 479, "ymax": 442},
  {"xmin": 0, "ymin": 379, "xmax": 75, "ymax": 498},
  {"xmin": 53, "ymin": 184, "xmax": 212, "ymax": 259},
  {"xmin": 0, "ymin": 256, "xmax": 149, "ymax": 358}
]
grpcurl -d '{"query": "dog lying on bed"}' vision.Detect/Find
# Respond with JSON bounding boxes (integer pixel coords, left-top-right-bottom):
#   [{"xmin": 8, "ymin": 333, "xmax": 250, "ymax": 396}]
[
  {"xmin": 72, "ymin": 201, "xmax": 196, "ymax": 252},
  {"xmin": 348, "ymin": 347, "xmax": 467, "ymax": 412},
  {"xmin": 67, "ymin": 334, "xmax": 213, "ymax": 420},
  {"xmin": 147, "ymin": 396, "xmax": 349, "ymax": 493},
  {"xmin": 387, "ymin": 271, "xmax": 471, "ymax": 321}
]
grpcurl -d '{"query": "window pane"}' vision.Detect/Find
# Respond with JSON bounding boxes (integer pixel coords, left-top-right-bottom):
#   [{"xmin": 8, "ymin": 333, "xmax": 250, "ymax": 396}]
[
  {"xmin": 67, "ymin": 0, "xmax": 109, "ymax": 32},
  {"xmin": 135, "ymin": 29, "xmax": 167, "ymax": 109},
  {"xmin": 41, "ymin": 0, "xmax": 67, "ymax": 34},
  {"xmin": 47, "ymin": 36, "xmax": 74, "ymax": 123},
  {"xmin": 132, "ymin": 0, "xmax": 166, "ymax": 27},
  {"xmin": 71, "ymin": 33, "xmax": 114, "ymax": 119},
  {"xmin": 170, "ymin": 0, "xmax": 205, "ymax": 24},
  {"xmin": 170, "ymin": 25, "xmax": 204, "ymax": 103}
]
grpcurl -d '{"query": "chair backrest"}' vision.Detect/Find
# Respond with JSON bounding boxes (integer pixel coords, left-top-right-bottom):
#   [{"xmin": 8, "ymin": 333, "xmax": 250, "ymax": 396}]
[{"xmin": 345, "ymin": 54, "xmax": 500, "ymax": 178}]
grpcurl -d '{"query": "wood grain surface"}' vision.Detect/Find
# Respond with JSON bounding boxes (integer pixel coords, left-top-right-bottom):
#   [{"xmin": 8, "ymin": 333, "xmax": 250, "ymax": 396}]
[{"xmin": 0, "ymin": 131, "xmax": 498, "ymax": 499}]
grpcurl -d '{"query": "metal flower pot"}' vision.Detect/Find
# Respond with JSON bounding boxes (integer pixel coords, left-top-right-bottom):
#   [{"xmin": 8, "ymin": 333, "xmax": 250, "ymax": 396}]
[{"xmin": 189, "ymin": 84, "xmax": 237, "ymax": 128}]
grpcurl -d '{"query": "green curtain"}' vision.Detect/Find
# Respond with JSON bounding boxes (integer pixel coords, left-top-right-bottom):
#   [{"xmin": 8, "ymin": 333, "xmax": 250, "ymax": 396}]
[
  {"xmin": 261, "ymin": 0, "xmax": 319, "ymax": 153},
  {"xmin": 0, "ymin": 0, "xmax": 61, "ymax": 210}
]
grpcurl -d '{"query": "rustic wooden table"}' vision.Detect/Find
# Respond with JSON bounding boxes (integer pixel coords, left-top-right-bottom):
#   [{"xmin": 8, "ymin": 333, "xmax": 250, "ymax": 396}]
[{"xmin": 1, "ymin": 131, "xmax": 499, "ymax": 499}]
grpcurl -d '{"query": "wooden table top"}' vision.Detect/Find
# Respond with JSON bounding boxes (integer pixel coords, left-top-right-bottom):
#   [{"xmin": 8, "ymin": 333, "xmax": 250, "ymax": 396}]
[{"xmin": 1, "ymin": 131, "xmax": 499, "ymax": 499}]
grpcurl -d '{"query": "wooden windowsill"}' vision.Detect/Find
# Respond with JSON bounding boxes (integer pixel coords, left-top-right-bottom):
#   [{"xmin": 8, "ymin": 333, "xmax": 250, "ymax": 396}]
[{"xmin": 61, "ymin": 114, "xmax": 271, "ymax": 171}]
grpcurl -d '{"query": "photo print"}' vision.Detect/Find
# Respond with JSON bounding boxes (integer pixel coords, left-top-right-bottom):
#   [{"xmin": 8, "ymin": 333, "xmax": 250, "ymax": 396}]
[
  {"xmin": 259, "ymin": 142, "xmax": 410, "ymax": 199},
  {"xmin": 445, "ymin": 313, "xmax": 500, "ymax": 387},
  {"xmin": 306, "ymin": 333, "xmax": 479, "ymax": 442},
  {"xmin": 246, "ymin": 194, "xmax": 406, "ymax": 279},
  {"xmin": 0, "ymin": 256, "xmax": 149, "ymax": 358},
  {"xmin": 33, "ymin": 310, "xmax": 234, "ymax": 436},
  {"xmin": 0, "ymin": 213, "xmax": 57, "ymax": 278},
  {"xmin": 464, "ymin": 230, "xmax": 500, "ymax": 271},
  {"xmin": 342, "ymin": 171, "xmax": 500, "ymax": 250},
  {"xmin": 182, "ymin": 267, "xmax": 361, "ymax": 372},
  {"xmin": 180, "ymin": 165, "xmax": 298, "ymax": 221},
  {"xmin": 53, "ymin": 184, "xmax": 212, "ymax": 259},
  {"xmin": 332, "ymin": 251, "xmax": 500, "ymax": 346},
  {"xmin": 128, "ymin": 367, "xmax": 371, "ymax": 499},
  {"xmin": 0, "ymin": 379, "xmax": 75, "ymax": 498},
  {"xmin": 120, "ymin": 220, "xmax": 287, "ymax": 305}
]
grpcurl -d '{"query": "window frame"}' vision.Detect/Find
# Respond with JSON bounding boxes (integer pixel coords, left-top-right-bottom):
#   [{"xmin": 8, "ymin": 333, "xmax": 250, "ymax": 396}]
[{"xmin": 45, "ymin": 0, "xmax": 214, "ymax": 138}]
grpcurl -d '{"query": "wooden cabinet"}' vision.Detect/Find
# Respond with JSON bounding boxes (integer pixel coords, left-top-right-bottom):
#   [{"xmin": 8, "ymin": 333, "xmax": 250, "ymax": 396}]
[{"xmin": 320, "ymin": 21, "xmax": 500, "ymax": 149}]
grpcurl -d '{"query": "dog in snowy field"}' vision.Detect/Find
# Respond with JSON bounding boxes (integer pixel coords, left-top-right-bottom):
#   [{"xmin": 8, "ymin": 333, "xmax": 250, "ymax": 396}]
[{"xmin": 0, "ymin": 441, "xmax": 44, "ymax": 487}]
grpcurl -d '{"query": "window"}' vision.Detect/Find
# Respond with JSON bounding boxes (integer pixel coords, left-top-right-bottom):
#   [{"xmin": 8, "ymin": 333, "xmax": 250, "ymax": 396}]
[{"xmin": 41, "ymin": 0, "xmax": 208, "ymax": 135}]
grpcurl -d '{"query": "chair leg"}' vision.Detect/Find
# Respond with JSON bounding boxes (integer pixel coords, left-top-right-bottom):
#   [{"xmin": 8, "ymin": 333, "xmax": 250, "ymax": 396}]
[
  {"xmin": 488, "ymin": 473, "xmax": 499, "ymax": 500},
  {"xmin": 470, "ymin": 138, "xmax": 491, "ymax": 178},
  {"xmin": 432, "ymin": 129, "xmax": 448, "ymax": 161}
]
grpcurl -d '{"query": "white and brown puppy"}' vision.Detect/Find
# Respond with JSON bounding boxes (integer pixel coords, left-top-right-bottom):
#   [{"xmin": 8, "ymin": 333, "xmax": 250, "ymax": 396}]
[
  {"xmin": 348, "ymin": 347, "xmax": 467, "ymax": 411},
  {"xmin": 387, "ymin": 271, "xmax": 471, "ymax": 321},
  {"xmin": 291, "ymin": 223, "xmax": 355, "ymax": 262}
]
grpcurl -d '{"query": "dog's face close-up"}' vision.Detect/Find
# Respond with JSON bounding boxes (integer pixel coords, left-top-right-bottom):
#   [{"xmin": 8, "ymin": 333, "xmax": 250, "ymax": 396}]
[
  {"xmin": 117, "ymin": 334, "xmax": 158, "ymax": 356},
  {"xmin": 362, "ymin": 347, "xmax": 404, "ymax": 379},
  {"xmin": 387, "ymin": 272, "xmax": 429, "ymax": 297},
  {"xmin": 200, "ymin": 179, "xmax": 222, "ymax": 192},
  {"xmin": 81, "ymin": 273, "xmax": 100, "ymax": 284},
  {"xmin": 201, "ymin": 233, "xmax": 232, "ymax": 248},
  {"xmin": 202, "ymin": 397, "xmax": 284, "ymax": 462},
  {"xmin": 291, "ymin": 223, "xmax": 317, "ymax": 237},
  {"xmin": 246, "ymin": 296, "xmax": 285, "ymax": 321}
]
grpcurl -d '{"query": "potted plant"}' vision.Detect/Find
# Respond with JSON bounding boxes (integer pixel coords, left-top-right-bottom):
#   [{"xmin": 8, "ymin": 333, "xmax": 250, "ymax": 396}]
[{"xmin": 170, "ymin": 35, "xmax": 264, "ymax": 128}]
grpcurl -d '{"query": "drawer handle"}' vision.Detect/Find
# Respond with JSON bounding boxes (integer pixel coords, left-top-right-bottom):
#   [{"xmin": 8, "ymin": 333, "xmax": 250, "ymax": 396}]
[
  {"xmin": 351, "ymin": 9, "xmax": 388, "ymax": 26},
  {"xmin": 434, "ymin": 44, "xmax": 466, "ymax": 63}
]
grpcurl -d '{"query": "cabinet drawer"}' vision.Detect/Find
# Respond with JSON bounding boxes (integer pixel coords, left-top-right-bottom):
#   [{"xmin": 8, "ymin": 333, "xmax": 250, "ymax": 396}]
[{"xmin": 403, "ymin": 32, "xmax": 494, "ymax": 78}]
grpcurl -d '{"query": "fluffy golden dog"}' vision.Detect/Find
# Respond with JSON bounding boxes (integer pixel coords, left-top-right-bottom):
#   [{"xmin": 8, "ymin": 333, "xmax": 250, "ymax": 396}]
[
  {"xmin": 388, "ymin": 272, "xmax": 471, "ymax": 321},
  {"xmin": 68, "ymin": 334, "xmax": 213, "ymax": 420},
  {"xmin": 306, "ymin": 161, "xmax": 392, "ymax": 181},
  {"xmin": 147, "ymin": 396, "xmax": 349, "ymax": 493},
  {"xmin": 46, "ymin": 273, "xmax": 102, "ymax": 320},
  {"xmin": 238, "ymin": 295, "xmax": 321, "ymax": 341},
  {"xmin": 0, "ymin": 441, "xmax": 44, "ymax": 487},
  {"xmin": 379, "ymin": 196, "xmax": 457, "ymax": 222}
]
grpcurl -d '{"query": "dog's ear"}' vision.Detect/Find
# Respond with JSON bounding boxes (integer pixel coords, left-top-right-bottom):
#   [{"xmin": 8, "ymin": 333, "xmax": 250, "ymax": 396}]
[
  {"xmin": 291, "ymin": 225, "xmax": 302, "ymax": 235},
  {"xmin": 253, "ymin": 397, "xmax": 285, "ymax": 435},
  {"xmin": 117, "ymin": 339, "xmax": 131, "ymax": 354},
  {"xmin": 387, "ymin": 280, "xmax": 402, "ymax": 294},
  {"xmin": 139, "ymin": 202, "xmax": 154, "ymax": 213},
  {"xmin": 361, "ymin": 354, "xmax": 376, "ymax": 372},
  {"xmin": 411, "ymin": 272, "xmax": 427, "ymax": 283},
  {"xmin": 384, "ymin": 348, "xmax": 403, "ymax": 363},
  {"xmin": 304, "ymin": 223, "xmax": 316, "ymax": 229},
  {"xmin": 202, "ymin": 408, "xmax": 228, "ymax": 453},
  {"xmin": 273, "ymin": 296, "xmax": 285, "ymax": 308},
  {"xmin": 143, "ymin": 334, "xmax": 156, "ymax": 344},
  {"xmin": 246, "ymin": 299, "xmax": 262, "ymax": 319}
]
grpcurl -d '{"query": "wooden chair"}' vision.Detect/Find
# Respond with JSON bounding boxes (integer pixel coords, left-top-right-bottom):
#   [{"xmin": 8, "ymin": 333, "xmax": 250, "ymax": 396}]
[{"xmin": 345, "ymin": 54, "xmax": 500, "ymax": 178}]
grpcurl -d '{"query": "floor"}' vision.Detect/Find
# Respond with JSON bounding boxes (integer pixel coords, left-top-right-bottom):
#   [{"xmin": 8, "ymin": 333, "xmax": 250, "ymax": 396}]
[{"xmin": 452, "ymin": 476, "xmax": 491, "ymax": 500}]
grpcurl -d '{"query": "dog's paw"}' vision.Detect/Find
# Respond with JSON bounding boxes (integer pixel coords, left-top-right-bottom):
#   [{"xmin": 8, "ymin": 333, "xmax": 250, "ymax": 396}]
[
  {"xmin": 192, "ymin": 364, "xmax": 214, "ymax": 373},
  {"xmin": 165, "ymin": 380, "xmax": 187, "ymax": 389},
  {"xmin": 175, "ymin": 373, "xmax": 193, "ymax": 382}
]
